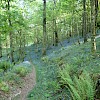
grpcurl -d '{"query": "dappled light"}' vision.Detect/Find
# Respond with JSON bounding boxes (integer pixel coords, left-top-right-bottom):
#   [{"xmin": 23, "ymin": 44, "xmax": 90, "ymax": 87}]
[{"xmin": 0, "ymin": 0, "xmax": 100, "ymax": 100}]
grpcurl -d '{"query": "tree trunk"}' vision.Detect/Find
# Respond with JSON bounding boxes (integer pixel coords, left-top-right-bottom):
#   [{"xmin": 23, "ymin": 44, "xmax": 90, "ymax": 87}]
[
  {"xmin": 95, "ymin": 0, "xmax": 99, "ymax": 29},
  {"xmin": 83, "ymin": 0, "xmax": 87, "ymax": 43},
  {"xmin": 87, "ymin": 0, "xmax": 91, "ymax": 33},
  {"xmin": 42, "ymin": 0, "xmax": 46, "ymax": 55},
  {"xmin": 53, "ymin": 0, "xmax": 58, "ymax": 46},
  {"xmin": 7, "ymin": 0, "xmax": 14, "ymax": 62},
  {"xmin": 91, "ymin": 0, "xmax": 96, "ymax": 53},
  {"xmin": 52, "ymin": 21, "xmax": 55, "ymax": 46},
  {"xmin": 0, "ymin": 33, "xmax": 2, "ymax": 58},
  {"xmin": 77, "ymin": 21, "xmax": 80, "ymax": 45},
  {"xmin": 34, "ymin": 28, "xmax": 39, "ymax": 52},
  {"xmin": 18, "ymin": 30, "xmax": 24, "ymax": 61},
  {"xmin": 55, "ymin": 30, "xmax": 58, "ymax": 46},
  {"xmin": 54, "ymin": 19, "xmax": 58, "ymax": 46}
]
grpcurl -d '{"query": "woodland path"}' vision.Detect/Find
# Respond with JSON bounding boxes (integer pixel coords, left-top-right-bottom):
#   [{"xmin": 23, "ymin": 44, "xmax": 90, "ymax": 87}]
[
  {"xmin": 0, "ymin": 64, "xmax": 36, "ymax": 100},
  {"xmin": 19, "ymin": 66, "xmax": 36, "ymax": 100},
  {"xmin": 10, "ymin": 63, "xmax": 36, "ymax": 100}
]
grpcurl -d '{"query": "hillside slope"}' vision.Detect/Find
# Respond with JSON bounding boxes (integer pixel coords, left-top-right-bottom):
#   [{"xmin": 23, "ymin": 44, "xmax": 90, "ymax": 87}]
[{"xmin": 27, "ymin": 37, "xmax": 100, "ymax": 100}]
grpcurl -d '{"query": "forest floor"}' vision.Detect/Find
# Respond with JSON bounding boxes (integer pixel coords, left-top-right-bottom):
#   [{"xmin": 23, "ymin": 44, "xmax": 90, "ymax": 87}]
[
  {"xmin": 26, "ymin": 34, "xmax": 100, "ymax": 100},
  {"xmin": 0, "ymin": 66, "xmax": 36, "ymax": 100},
  {"xmin": 0, "ymin": 32, "xmax": 100, "ymax": 100},
  {"xmin": 19, "ymin": 67, "xmax": 36, "ymax": 100},
  {"xmin": 15, "ymin": 34, "xmax": 100, "ymax": 100},
  {"xmin": 17, "ymin": 65, "xmax": 36, "ymax": 100},
  {"xmin": 14, "ymin": 32, "xmax": 100, "ymax": 100}
]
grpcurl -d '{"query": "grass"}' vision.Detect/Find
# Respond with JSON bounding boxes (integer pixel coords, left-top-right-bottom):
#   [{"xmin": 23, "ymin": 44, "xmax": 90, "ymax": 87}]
[
  {"xmin": 28, "ymin": 37, "xmax": 100, "ymax": 100},
  {"xmin": 0, "ymin": 61, "xmax": 32, "ymax": 98}
]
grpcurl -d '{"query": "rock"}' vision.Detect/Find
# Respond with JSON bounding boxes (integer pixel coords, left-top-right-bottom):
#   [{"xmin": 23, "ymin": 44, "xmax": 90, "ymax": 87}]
[
  {"xmin": 23, "ymin": 61, "xmax": 31, "ymax": 65},
  {"xmin": 14, "ymin": 61, "xmax": 32, "ymax": 68}
]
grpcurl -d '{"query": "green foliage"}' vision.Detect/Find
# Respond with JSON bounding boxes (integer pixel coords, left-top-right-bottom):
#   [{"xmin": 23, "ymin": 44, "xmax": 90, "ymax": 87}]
[
  {"xmin": 58, "ymin": 65, "xmax": 95, "ymax": 100},
  {"xmin": 0, "ymin": 69, "xmax": 4, "ymax": 75},
  {"xmin": 13, "ymin": 66, "xmax": 29, "ymax": 77},
  {"xmin": 28, "ymin": 38, "xmax": 100, "ymax": 100},
  {"xmin": 0, "ymin": 81, "xmax": 9, "ymax": 92},
  {"xmin": 28, "ymin": 59, "xmax": 58, "ymax": 100},
  {"xmin": 0, "ymin": 61, "xmax": 12, "ymax": 72},
  {"xmin": 41, "ymin": 56, "xmax": 49, "ymax": 63},
  {"xmin": 4, "ymin": 72, "xmax": 22, "ymax": 84}
]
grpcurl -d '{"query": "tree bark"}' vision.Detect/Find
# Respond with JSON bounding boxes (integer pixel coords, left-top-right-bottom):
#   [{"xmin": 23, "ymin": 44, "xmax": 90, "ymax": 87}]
[
  {"xmin": 91, "ymin": 0, "xmax": 96, "ymax": 53},
  {"xmin": 77, "ymin": 21, "xmax": 80, "ymax": 45},
  {"xmin": 83, "ymin": 0, "xmax": 87, "ymax": 43},
  {"xmin": 18, "ymin": 30, "xmax": 25, "ymax": 62},
  {"xmin": 0, "ymin": 33, "xmax": 2, "ymax": 58},
  {"xmin": 7, "ymin": 0, "xmax": 14, "ymax": 62},
  {"xmin": 53, "ymin": 0, "xmax": 58, "ymax": 46},
  {"xmin": 95, "ymin": 0, "xmax": 99, "ymax": 29},
  {"xmin": 42, "ymin": 0, "xmax": 47, "ymax": 55}
]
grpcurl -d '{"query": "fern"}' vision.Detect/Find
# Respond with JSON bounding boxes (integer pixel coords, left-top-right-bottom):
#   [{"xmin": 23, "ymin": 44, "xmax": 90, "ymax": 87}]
[{"xmin": 59, "ymin": 65, "xmax": 95, "ymax": 100}]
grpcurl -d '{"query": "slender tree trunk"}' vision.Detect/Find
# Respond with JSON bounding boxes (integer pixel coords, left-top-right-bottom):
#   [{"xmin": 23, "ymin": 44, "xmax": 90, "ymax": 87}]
[
  {"xmin": 87, "ymin": 12, "xmax": 90, "ymax": 33},
  {"xmin": 53, "ymin": 0, "xmax": 58, "ymax": 46},
  {"xmin": 83, "ymin": 0, "xmax": 87, "ymax": 43},
  {"xmin": 23, "ymin": 34, "xmax": 26, "ymax": 48},
  {"xmin": 82, "ymin": 13, "xmax": 84, "ymax": 37},
  {"xmin": 70, "ymin": 21, "xmax": 72, "ymax": 37},
  {"xmin": 95, "ymin": 0, "xmax": 99, "ymax": 30},
  {"xmin": 52, "ymin": 20, "xmax": 55, "ymax": 46},
  {"xmin": 22, "ymin": 36, "xmax": 25, "ymax": 61},
  {"xmin": 34, "ymin": 28, "xmax": 39, "ymax": 52},
  {"xmin": 7, "ymin": 0, "xmax": 14, "ymax": 62},
  {"xmin": 55, "ymin": 25, "xmax": 58, "ymax": 46},
  {"xmin": 18, "ymin": 30, "xmax": 24, "ymax": 61},
  {"xmin": 5, "ymin": 37, "xmax": 10, "ymax": 60},
  {"xmin": 77, "ymin": 21, "xmax": 80, "ymax": 44},
  {"xmin": 42, "ymin": 0, "xmax": 46, "ymax": 55},
  {"xmin": 15, "ymin": 35, "xmax": 19, "ymax": 62},
  {"xmin": 87, "ymin": 0, "xmax": 91, "ymax": 34},
  {"xmin": 67, "ymin": 30, "xmax": 71, "ymax": 43},
  {"xmin": 18, "ymin": 31, "xmax": 21, "ymax": 61},
  {"xmin": 91, "ymin": 0, "xmax": 96, "ymax": 53},
  {"xmin": 72, "ymin": 14, "xmax": 75, "ymax": 44},
  {"xmin": 0, "ymin": 33, "xmax": 2, "ymax": 58}
]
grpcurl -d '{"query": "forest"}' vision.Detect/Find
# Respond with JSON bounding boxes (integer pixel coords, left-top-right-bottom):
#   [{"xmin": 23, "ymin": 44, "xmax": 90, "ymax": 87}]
[{"xmin": 0, "ymin": 0, "xmax": 100, "ymax": 100}]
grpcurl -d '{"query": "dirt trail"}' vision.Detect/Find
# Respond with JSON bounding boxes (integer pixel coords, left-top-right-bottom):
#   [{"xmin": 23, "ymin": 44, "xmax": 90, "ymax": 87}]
[
  {"xmin": 9, "ymin": 66, "xmax": 36, "ymax": 100},
  {"xmin": 0, "ymin": 65, "xmax": 36, "ymax": 100},
  {"xmin": 18, "ymin": 67, "xmax": 36, "ymax": 100}
]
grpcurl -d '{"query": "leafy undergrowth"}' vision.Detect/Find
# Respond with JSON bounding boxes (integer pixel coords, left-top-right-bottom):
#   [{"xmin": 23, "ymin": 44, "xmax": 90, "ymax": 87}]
[
  {"xmin": 28, "ymin": 37, "xmax": 100, "ymax": 100},
  {"xmin": 0, "ymin": 61, "xmax": 32, "ymax": 99}
]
